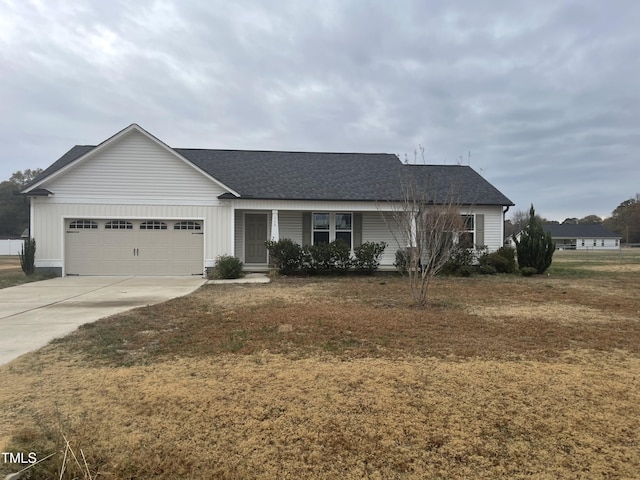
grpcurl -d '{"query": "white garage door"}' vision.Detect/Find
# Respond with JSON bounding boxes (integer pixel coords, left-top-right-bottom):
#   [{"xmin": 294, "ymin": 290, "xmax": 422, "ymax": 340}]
[{"xmin": 65, "ymin": 219, "xmax": 204, "ymax": 275}]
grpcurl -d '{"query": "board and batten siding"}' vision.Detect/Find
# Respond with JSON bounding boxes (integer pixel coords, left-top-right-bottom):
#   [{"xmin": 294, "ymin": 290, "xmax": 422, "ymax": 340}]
[
  {"xmin": 44, "ymin": 129, "xmax": 228, "ymax": 204},
  {"xmin": 30, "ymin": 201, "xmax": 232, "ymax": 272}
]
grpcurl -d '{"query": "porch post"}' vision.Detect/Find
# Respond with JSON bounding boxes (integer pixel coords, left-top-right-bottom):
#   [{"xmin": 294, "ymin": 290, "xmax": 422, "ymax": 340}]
[
  {"xmin": 270, "ymin": 209, "xmax": 279, "ymax": 241},
  {"xmin": 410, "ymin": 213, "xmax": 417, "ymax": 247}
]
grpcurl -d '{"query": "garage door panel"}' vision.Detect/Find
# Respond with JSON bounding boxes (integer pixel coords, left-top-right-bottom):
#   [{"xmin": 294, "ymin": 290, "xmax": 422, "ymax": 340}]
[{"xmin": 65, "ymin": 219, "xmax": 203, "ymax": 276}]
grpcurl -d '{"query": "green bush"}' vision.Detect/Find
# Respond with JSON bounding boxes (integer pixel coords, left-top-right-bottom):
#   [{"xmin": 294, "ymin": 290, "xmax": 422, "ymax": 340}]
[
  {"xmin": 458, "ymin": 265, "xmax": 475, "ymax": 277},
  {"xmin": 332, "ymin": 239, "xmax": 352, "ymax": 273},
  {"xmin": 353, "ymin": 241, "xmax": 387, "ymax": 275},
  {"xmin": 209, "ymin": 255, "xmax": 243, "ymax": 279},
  {"xmin": 495, "ymin": 246, "xmax": 517, "ymax": 273},
  {"xmin": 441, "ymin": 245, "xmax": 483, "ymax": 276},
  {"xmin": 19, "ymin": 238, "xmax": 36, "ymax": 276},
  {"xmin": 304, "ymin": 243, "xmax": 329, "ymax": 274},
  {"xmin": 304, "ymin": 239, "xmax": 351, "ymax": 275},
  {"xmin": 394, "ymin": 248, "xmax": 409, "ymax": 275},
  {"xmin": 513, "ymin": 205, "xmax": 555, "ymax": 274},
  {"xmin": 479, "ymin": 264, "xmax": 497, "ymax": 275},
  {"xmin": 479, "ymin": 253, "xmax": 508, "ymax": 273},
  {"xmin": 265, "ymin": 238, "xmax": 303, "ymax": 275},
  {"xmin": 520, "ymin": 266, "xmax": 538, "ymax": 277}
]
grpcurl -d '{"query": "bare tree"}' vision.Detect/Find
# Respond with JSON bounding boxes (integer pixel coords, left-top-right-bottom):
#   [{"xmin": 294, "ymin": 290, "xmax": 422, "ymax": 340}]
[
  {"xmin": 510, "ymin": 208, "xmax": 554, "ymax": 231},
  {"xmin": 385, "ymin": 169, "xmax": 466, "ymax": 306}
]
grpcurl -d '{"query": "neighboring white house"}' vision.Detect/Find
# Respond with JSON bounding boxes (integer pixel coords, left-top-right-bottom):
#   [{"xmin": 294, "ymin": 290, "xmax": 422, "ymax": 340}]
[
  {"xmin": 508, "ymin": 224, "xmax": 622, "ymax": 251},
  {"xmin": 21, "ymin": 124, "xmax": 514, "ymax": 276},
  {"xmin": 542, "ymin": 224, "xmax": 621, "ymax": 250}
]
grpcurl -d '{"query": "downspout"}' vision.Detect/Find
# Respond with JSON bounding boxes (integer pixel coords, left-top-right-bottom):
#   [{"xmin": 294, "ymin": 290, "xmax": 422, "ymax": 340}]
[
  {"xmin": 29, "ymin": 196, "xmax": 34, "ymax": 242},
  {"xmin": 502, "ymin": 205, "xmax": 510, "ymax": 246}
]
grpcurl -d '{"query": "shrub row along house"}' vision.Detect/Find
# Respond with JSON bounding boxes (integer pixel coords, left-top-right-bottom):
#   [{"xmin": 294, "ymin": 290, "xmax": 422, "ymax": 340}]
[{"xmin": 21, "ymin": 124, "xmax": 514, "ymax": 276}]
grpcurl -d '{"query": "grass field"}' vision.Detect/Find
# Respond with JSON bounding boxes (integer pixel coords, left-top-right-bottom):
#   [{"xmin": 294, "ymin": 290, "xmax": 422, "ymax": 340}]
[{"xmin": 1, "ymin": 251, "xmax": 639, "ymax": 479}]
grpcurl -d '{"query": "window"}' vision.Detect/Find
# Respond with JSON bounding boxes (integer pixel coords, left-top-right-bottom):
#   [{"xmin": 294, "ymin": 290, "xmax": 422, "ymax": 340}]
[
  {"xmin": 174, "ymin": 221, "xmax": 202, "ymax": 230},
  {"xmin": 581, "ymin": 240, "xmax": 585, "ymax": 247},
  {"xmin": 312, "ymin": 212, "xmax": 352, "ymax": 247},
  {"xmin": 601, "ymin": 239, "xmax": 605, "ymax": 247},
  {"xmin": 105, "ymin": 220, "xmax": 133, "ymax": 230},
  {"xmin": 458, "ymin": 215, "xmax": 475, "ymax": 248},
  {"xmin": 335, "ymin": 213, "xmax": 352, "ymax": 246},
  {"xmin": 140, "ymin": 221, "xmax": 167, "ymax": 230},
  {"xmin": 69, "ymin": 220, "xmax": 98, "ymax": 229},
  {"xmin": 616, "ymin": 239, "xmax": 619, "ymax": 247},
  {"xmin": 593, "ymin": 240, "xmax": 597, "ymax": 247},
  {"xmin": 313, "ymin": 213, "xmax": 330, "ymax": 244}
]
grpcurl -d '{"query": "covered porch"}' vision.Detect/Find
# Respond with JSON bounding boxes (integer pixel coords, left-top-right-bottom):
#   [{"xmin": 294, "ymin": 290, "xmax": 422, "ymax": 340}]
[{"xmin": 232, "ymin": 208, "xmax": 400, "ymax": 271}]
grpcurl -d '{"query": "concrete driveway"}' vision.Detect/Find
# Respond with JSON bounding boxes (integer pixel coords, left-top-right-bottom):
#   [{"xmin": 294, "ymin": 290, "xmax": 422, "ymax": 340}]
[{"xmin": 0, "ymin": 276, "xmax": 206, "ymax": 365}]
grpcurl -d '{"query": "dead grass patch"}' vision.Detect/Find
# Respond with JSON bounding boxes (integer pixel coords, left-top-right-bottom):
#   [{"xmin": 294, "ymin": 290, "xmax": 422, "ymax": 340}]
[
  {"xmin": 469, "ymin": 301, "xmax": 633, "ymax": 324},
  {"xmin": 40, "ymin": 275, "xmax": 640, "ymax": 366},
  {"xmin": 2, "ymin": 270, "xmax": 640, "ymax": 478},
  {"xmin": 1, "ymin": 350, "xmax": 639, "ymax": 479},
  {"xmin": 581, "ymin": 263, "xmax": 640, "ymax": 272},
  {"xmin": 0, "ymin": 256, "xmax": 57, "ymax": 288}
]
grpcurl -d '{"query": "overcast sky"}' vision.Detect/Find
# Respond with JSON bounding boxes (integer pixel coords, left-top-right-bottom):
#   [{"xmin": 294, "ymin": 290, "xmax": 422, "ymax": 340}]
[{"xmin": 1, "ymin": 0, "xmax": 638, "ymax": 221}]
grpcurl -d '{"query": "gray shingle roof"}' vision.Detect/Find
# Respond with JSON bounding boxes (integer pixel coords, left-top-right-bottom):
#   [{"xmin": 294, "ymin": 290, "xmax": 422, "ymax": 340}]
[
  {"xmin": 176, "ymin": 148, "xmax": 404, "ymax": 201},
  {"xmin": 542, "ymin": 224, "xmax": 620, "ymax": 238},
  {"xmin": 403, "ymin": 164, "xmax": 514, "ymax": 206},
  {"xmin": 24, "ymin": 143, "xmax": 514, "ymax": 205},
  {"xmin": 27, "ymin": 145, "xmax": 95, "ymax": 187}
]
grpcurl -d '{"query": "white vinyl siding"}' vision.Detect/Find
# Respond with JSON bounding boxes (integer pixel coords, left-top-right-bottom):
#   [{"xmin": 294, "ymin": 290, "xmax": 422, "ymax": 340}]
[
  {"xmin": 279, "ymin": 211, "xmax": 303, "ymax": 245},
  {"xmin": 471, "ymin": 206, "xmax": 504, "ymax": 252},
  {"xmin": 44, "ymin": 129, "xmax": 227, "ymax": 204},
  {"xmin": 229, "ymin": 204, "xmax": 506, "ymax": 270},
  {"xmin": 361, "ymin": 212, "xmax": 403, "ymax": 268},
  {"xmin": 360, "ymin": 207, "xmax": 505, "ymax": 268},
  {"xmin": 574, "ymin": 238, "xmax": 620, "ymax": 250}
]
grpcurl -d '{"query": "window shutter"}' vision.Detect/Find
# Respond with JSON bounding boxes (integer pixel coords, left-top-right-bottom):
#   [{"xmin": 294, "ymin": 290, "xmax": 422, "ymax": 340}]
[
  {"xmin": 302, "ymin": 212, "xmax": 311, "ymax": 246},
  {"xmin": 353, "ymin": 213, "xmax": 362, "ymax": 247},
  {"xmin": 475, "ymin": 214, "xmax": 485, "ymax": 247}
]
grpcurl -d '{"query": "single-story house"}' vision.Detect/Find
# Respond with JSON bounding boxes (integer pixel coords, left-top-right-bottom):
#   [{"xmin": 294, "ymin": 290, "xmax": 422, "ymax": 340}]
[
  {"xmin": 542, "ymin": 224, "xmax": 621, "ymax": 250},
  {"xmin": 21, "ymin": 124, "xmax": 514, "ymax": 276}
]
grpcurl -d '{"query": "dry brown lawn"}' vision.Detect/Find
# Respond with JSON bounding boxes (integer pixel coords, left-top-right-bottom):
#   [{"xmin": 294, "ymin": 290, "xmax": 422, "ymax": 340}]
[
  {"xmin": 0, "ymin": 256, "xmax": 55, "ymax": 288},
  {"xmin": 1, "ymin": 253, "xmax": 640, "ymax": 479},
  {"xmin": 0, "ymin": 256, "xmax": 20, "ymax": 271}
]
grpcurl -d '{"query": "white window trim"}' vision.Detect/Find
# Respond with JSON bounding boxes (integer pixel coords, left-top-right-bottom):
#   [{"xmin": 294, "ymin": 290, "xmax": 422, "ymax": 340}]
[
  {"xmin": 458, "ymin": 214, "xmax": 475, "ymax": 247},
  {"xmin": 69, "ymin": 219, "xmax": 98, "ymax": 229},
  {"xmin": 174, "ymin": 221, "xmax": 202, "ymax": 230},
  {"xmin": 312, "ymin": 212, "xmax": 353, "ymax": 248},
  {"xmin": 140, "ymin": 221, "xmax": 167, "ymax": 230},
  {"xmin": 105, "ymin": 220, "xmax": 133, "ymax": 230}
]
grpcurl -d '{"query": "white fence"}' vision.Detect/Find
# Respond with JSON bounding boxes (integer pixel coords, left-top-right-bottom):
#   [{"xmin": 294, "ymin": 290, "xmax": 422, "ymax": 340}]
[{"xmin": 0, "ymin": 239, "xmax": 24, "ymax": 255}]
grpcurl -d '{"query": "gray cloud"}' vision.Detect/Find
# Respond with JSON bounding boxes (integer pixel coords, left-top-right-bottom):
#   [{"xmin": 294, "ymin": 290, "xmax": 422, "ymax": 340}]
[{"xmin": 1, "ymin": 0, "xmax": 639, "ymax": 221}]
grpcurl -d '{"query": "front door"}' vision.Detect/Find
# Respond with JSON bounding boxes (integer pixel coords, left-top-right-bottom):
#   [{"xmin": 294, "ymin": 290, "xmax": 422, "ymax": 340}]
[{"xmin": 245, "ymin": 214, "xmax": 268, "ymax": 263}]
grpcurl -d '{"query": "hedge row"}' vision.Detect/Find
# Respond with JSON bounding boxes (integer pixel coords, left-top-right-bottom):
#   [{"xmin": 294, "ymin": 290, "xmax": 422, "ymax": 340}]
[{"xmin": 265, "ymin": 238, "xmax": 387, "ymax": 275}]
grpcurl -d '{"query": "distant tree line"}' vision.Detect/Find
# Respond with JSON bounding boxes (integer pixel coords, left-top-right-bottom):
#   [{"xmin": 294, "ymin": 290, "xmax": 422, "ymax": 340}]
[
  {"xmin": 603, "ymin": 194, "xmax": 640, "ymax": 244},
  {"xmin": 505, "ymin": 194, "xmax": 640, "ymax": 244},
  {"xmin": 0, "ymin": 169, "xmax": 42, "ymax": 238}
]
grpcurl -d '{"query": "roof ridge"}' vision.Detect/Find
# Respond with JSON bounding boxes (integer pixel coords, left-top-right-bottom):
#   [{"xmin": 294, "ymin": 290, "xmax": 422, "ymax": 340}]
[{"xmin": 175, "ymin": 147, "xmax": 395, "ymax": 155}]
